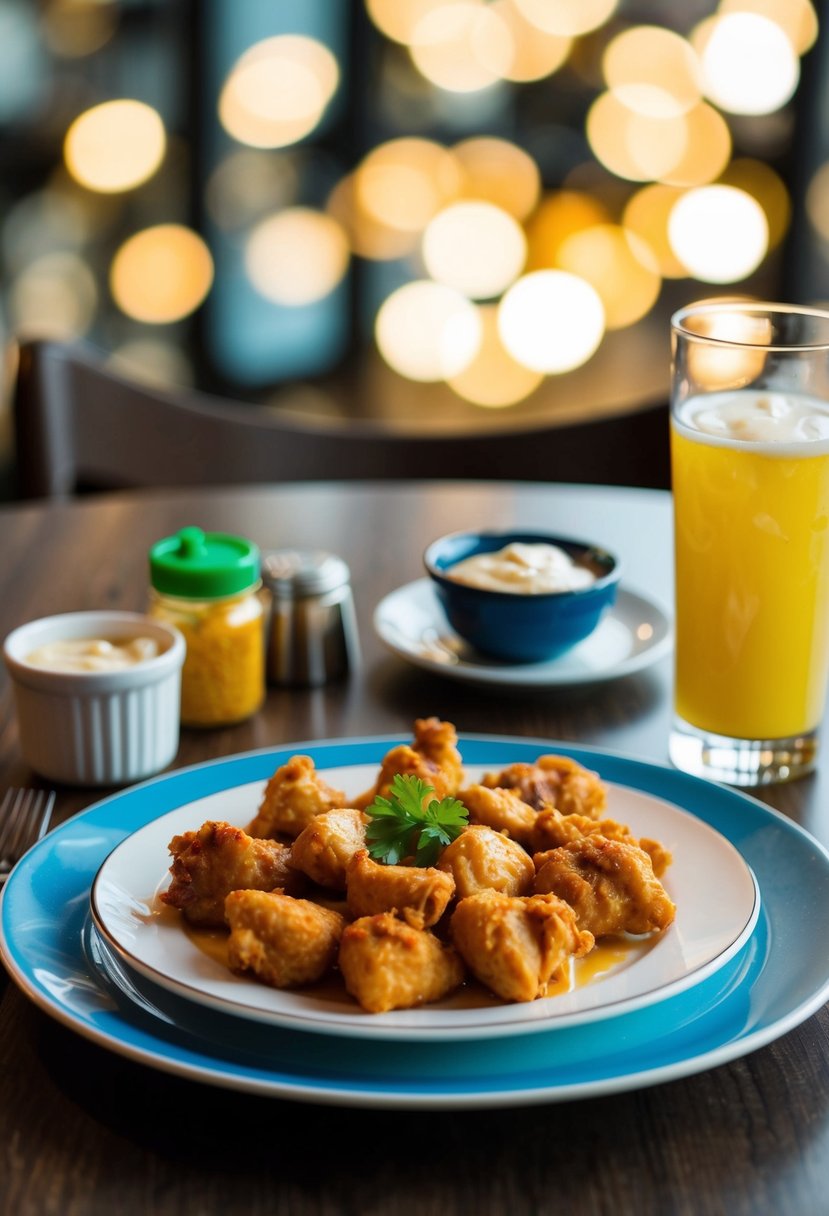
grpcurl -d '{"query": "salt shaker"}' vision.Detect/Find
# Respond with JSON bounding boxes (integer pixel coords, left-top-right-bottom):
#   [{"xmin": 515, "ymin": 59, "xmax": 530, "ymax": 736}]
[{"xmin": 263, "ymin": 549, "xmax": 359, "ymax": 687}]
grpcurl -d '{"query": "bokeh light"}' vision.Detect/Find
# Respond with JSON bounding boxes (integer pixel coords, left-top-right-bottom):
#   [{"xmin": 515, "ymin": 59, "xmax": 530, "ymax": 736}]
[
  {"xmin": 603, "ymin": 26, "xmax": 701, "ymax": 118},
  {"xmin": 697, "ymin": 12, "xmax": 799, "ymax": 115},
  {"xmin": 9, "ymin": 251, "xmax": 97, "ymax": 338},
  {"xmin": 556, "ymin": 224, "xmax": 661, "ymax": 329},
  {"xmin": 0, "ymin": 0, "xmax": 817, "ymax": 417},
  {"xmin": 354, "ymin": 138, "xmax": 461, "ymax": 235},
  {"xmin": 422, "ymin": 201, "xmax": 526, "ymax": 299},
  {"xmin": 245, "ymin": 209, "xmax": 349, "ymax": 306},
  {"xmin": 512, "ymin": 0, "xmax": 617, "ymax": 38},
  {"xmin": 526, "ymin": 190, "xmax": 612, "ymax": 270},
  {"xmin": 719, "ymin": 158, "xmax": 790, "ymax": 249},
  {"xmin": 327, "ymin": 173, "xmax": 415, "ymax": 261},
  {"xmin": 669, "ymin": 185, "xmax": 769, "ymax": 282},
  {"xmin": 623, "ymin": 185, "xmax": 689, "ymax": 278},
  {"xmin": 718, "ymin": 0, "xmax": 818, "ymax": 56},
  {"xmin": 110, "ymin": 224, "xmax": 214, "ymax": 323},
  {"xmin": 219, "ymin": 35, "xmax": 339, "ymax": 149},
  {"xmin": 376, "ymin": 281, "xmax": 482, "ymax": 381},
  {"xmin": 42, "ymin": 0, "xmax": 118, "ymax": 58},
  {"xmin": 206, "ymin": 150, "xmax": 298, "ymax": 231},
  {"xmin": 409, "ymin": 1, "xmax": 510, "ymax": 93},
  {"xmin": 2, "ymin": 188, "xmax": 91, "ymax": 272},
  {"xmin": 480, "ymin": 1, "xmax": 572, "ymax": 82},
  {"xmin": 64, "ymin": 100, "xmax": 166, "ymax": 193},
  {"xmin": 587, "ymin": 91, "xmax": 688, "ymax": 183},
  {"xmin": 366, "ymin": 0, "xmax": 446, "ymax": 45},
  {"xmin": 453, "ymin": 137, "xmax": 541, "ymax": 220},
  {"xmin": 660, "ymin": 102, "xmax": 731, "ymax": 187},
  {"xmin": 447, "ymin": 304, "xmax": 544, "ymax": 406},
  {"xmin": 498, "ymin": 270, "xmax": 606, "ymax": 373}
]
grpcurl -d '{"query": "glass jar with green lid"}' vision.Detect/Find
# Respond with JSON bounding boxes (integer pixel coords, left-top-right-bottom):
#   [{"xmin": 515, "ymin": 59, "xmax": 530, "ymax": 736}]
[{"xmin": 148, "ymin": 526, "xmax": 265, "ymax": 727}]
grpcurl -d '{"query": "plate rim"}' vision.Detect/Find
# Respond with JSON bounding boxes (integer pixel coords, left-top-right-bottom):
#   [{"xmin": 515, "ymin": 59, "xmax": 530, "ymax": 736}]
[
  {"xmin": 373, "ymin": 580, "xmax": 673, "ymax": 686},
  {"xmin": 88, "ymin": 771, "xmax": 760, "ymax": 1041},
  {"xmin": 3, "ymin": 734, "xmax": 829, "ymax": 1109}
]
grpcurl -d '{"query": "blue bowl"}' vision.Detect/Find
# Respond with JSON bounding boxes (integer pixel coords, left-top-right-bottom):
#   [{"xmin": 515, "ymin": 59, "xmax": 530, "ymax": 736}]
[{"xmin": 423, "ymin": 530, "xmax": 620, "ymax": 663}]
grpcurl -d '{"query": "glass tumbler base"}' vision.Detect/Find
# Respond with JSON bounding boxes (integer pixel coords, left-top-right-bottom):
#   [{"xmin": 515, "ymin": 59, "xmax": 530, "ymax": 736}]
[{"xmin": 669, "ymin": 717, "xmax": 818, "ymax": 787}]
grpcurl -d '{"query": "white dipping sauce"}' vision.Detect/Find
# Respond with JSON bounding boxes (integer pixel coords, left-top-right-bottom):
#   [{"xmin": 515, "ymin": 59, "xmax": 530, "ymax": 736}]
[
  {"xmin": 446, "ymin": 542, "xmax": 596, "ymax": 594},
  {"xmin": 25, "ymin": 637, "xmax": 160, "ymax": 672}
]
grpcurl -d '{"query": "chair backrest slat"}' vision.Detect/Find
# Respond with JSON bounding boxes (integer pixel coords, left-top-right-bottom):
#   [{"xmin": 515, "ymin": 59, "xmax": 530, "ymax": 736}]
[{"xmin": 11, "ymin": 339, "xmax": 670, "ymax": 498}]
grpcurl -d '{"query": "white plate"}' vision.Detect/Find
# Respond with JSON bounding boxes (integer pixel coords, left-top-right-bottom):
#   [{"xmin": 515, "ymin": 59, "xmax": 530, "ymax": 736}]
[
  {"xmin": 373, "ymin": 579, "xmax": 672, "ymax": 686},
  {"xmin": 91, "ymin": 760, "xmax": 758, "ymax": 1042}
]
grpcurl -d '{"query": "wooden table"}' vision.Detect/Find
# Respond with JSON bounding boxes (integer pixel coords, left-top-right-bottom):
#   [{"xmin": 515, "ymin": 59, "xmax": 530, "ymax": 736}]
[{"xmin": 1, "ymin": 481, "xmax": 828, "ymax": 1216}]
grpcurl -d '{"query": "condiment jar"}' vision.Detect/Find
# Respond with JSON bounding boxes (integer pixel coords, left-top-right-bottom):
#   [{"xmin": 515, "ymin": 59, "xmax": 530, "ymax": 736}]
[
  {"xmin": 148, "ymin": 526, "xmax": 265, "ymax": 727},
  {"xmin": 263, "ymin": 549, "xmax": 359, "ymax": 687}
]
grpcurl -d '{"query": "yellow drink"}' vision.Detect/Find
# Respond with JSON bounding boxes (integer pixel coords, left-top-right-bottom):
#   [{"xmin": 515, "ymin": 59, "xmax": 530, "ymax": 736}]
[{"xmin": 672, "ymin": 391, "xmax": 829, "ymax": 740}]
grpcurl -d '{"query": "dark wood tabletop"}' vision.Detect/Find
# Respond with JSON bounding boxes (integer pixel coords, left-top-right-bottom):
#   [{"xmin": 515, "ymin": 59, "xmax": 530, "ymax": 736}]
[{"xmin": 1, "ymin": 481, "xmax": 827, "ymax": 1216}]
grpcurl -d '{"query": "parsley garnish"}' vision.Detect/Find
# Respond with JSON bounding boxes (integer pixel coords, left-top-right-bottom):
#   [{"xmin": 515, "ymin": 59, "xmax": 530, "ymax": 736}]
[{"xmin": 365, "ymin": 773, "xmax": 469, "ymax": 867}]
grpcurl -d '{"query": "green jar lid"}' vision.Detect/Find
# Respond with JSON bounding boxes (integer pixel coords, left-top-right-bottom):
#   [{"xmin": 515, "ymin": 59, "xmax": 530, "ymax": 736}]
[{"xmin": 149, "ymin": 526, "xmax": 260, "ymax": 598}]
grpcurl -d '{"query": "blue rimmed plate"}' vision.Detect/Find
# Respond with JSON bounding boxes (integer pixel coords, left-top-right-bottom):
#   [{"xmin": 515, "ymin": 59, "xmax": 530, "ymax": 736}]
[
  {"xmin": 2, "ymin": 736, "xmax": 829, "ymax": 1108},
  {"xmin": 89, "ymin": 764, "xmax": 759, "ymax": 1041}
]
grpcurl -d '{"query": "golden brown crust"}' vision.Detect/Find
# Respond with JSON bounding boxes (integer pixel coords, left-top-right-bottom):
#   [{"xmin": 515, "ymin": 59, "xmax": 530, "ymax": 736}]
[
  {"xmin": 450, "ymin": 890, "xmax": 594, "ymax": 1003},
  {"xmin": 482, "ymin": 754, "xmax": 607, "ymax": 818},
  {"xmin": 353, "ymin": 718, "xmax": 463, "ymax": 810},
  {"xmin": 530, "ymin": 808, "xmax": 673, "ymax": 878},
  {"xmin": 226, "ymin": 890, "xmax": 344, "ymax": 988},
  {"xmin": 161, "ymin": 820, "xmax": 299, "ymax": 927},
  {"xmin": 338, "ymin": 912, "xmax": 465, "ymax": 1013},
  {"xmin": 437, "ymin": 824, "xmax": 535, "ymax": 898},
  {"xmin": 533, "ymin": 837, "xmax": 676, "ymax": 937},
  {"xmin": 346, "ymin": 848, "xmax": 455, "ymax": 929},
  {"xmin": 290, "ymin": 807, "xmax": 367, "ymax": 890},
  {"xmin": 458, "ymin": 784, "xmax": 538, "ymax": 847},
  {"xmin": 247, "ymin": 755, "xmax": 346, "ymax": 839}
]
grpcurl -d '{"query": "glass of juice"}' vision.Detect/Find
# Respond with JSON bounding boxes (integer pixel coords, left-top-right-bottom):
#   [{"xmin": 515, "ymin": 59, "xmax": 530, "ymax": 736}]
[{"xmin": 670, "ymin": 300, "xmax": 829, "ymax": 786}]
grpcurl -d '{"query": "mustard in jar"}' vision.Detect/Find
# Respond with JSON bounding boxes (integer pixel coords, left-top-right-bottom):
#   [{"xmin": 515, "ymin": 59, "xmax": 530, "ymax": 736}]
[{"xmin": 148, "ymin": 526, "xmax": 265, "ymax": 727}]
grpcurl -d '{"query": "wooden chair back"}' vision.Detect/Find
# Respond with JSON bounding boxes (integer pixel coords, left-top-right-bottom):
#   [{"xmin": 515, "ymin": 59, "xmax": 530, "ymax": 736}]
[{"xmin": 11, "ymin": 339, "xmax": 670, "ymax": 498}]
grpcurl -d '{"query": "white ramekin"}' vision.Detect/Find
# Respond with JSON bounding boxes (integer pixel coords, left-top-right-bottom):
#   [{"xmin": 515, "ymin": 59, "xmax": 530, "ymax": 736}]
[{"xmin": 3, "ymin": 611, "xmax": 186, "ymax": 787}]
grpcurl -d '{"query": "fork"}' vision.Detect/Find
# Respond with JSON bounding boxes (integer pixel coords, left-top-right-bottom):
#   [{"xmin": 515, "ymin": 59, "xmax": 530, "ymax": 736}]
[{"xmin": 0, "ymin": 788, "xmax": 56, "ymax": 888}]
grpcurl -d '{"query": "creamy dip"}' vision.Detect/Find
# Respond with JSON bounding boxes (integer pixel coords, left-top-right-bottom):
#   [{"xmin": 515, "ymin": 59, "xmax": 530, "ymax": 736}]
[
  {"xmin": 446, "ymin": 542, "xmax": 596, "ymax": 594},
  {"xmin": 25, "ymin": 637, "xmax": 160, "ymax": 672},
  {"xmin": 677, "ymin": 390, "xmax": 829, "ymax": 449}
]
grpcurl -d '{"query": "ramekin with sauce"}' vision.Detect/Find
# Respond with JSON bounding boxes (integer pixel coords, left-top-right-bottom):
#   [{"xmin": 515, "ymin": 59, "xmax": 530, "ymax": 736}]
[
  {"xmin": 424, "ymin": 530, "xmax": 620, "ymax": 662},
  {"xmin": 3, "ymin": 611, "xmax": 185, "ymax": 786}
]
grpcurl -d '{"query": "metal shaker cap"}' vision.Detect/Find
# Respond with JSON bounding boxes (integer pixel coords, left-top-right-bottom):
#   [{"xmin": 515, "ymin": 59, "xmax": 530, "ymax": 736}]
[{"xmin": 262, "ymin": 550, "xmax": 351, "ymax": 598}]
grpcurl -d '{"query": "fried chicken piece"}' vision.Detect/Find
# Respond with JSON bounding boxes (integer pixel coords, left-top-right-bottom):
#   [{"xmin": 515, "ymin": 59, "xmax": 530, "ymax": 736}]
[
  {"xmin": 458, "ymin": 784, "xmax": 538, "ymax": 848},
  {"xmin": 161, "ymin": 821, "xmax": 299, "ymax": 927},
  {"xmin": 533, "ymin": 837, "xmax": 676, "ymax": 937},
  {"xmin": 638, "ymin": 837, "xmax": 673, "ymax": 880},
  {"xmin": 437, "ymin": 825, "xmax": 535, "ymax": 899},
  {"xmin": 346, "ymin": 848, "xmax": 455, "ymax": 929},
  {"xmin": 290, "ymin": 807, "xmax": 367, "ymax": 891},
  {"xmin": 353, "ymin": 718, "xmax": 463, "ymax": 809},
  {"xmin": 225, "ymin": 890, "xmax": 345, "ymax": 988},
  {"xmin": 482, "ymin": 754, "xmax": 607, "ymax": 817},
  {"xmin": 411, "ymin": 716, "xmax": 464, "ymax": 793},
  {"xmin": 530, "ymin": 808, "xmax": 672, "ymax": 878},
  {"xmin": 247, "ymin": 754, "xmax": 346, "ymax": 839},
  {"xmin": 339, "ymin": 913, "xmax": 465, "ymax": 1013},
  {"xmin": 451, "ymin": 890, "xmax": 594, "ymax": 1003}
]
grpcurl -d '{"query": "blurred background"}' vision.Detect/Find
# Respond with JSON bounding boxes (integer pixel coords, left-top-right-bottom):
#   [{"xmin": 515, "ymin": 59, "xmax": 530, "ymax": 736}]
[{"xmin": 0, "ymin": 0, "xmax": 826, "ymax": 489}]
